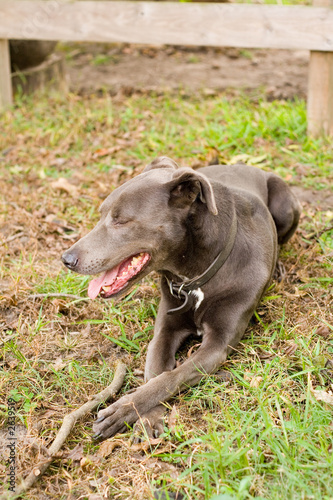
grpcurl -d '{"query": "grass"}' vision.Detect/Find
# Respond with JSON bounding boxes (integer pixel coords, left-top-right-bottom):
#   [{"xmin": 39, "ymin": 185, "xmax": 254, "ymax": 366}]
[
  {"xmin": 3, "ymin": 91, "xmax": 333, "ymax": 189},
  {"xmin": 0, "ymin": 87, "xmax": 332, "ymax": 499},
  {"xmin": 162, "ymin": 354, "xmax": 333, "ymax": 499}
]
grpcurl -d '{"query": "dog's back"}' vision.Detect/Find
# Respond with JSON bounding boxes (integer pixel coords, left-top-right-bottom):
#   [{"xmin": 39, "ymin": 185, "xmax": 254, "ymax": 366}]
[{"xmin": 199, "ymin": 163, "xmax": 301, "ymax": 244}]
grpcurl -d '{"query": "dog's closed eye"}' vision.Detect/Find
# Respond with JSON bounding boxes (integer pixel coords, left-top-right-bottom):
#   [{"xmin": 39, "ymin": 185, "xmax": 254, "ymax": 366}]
[{"xmin": 112, "ymin": 217, "xmax": 131, "ymax": 226}]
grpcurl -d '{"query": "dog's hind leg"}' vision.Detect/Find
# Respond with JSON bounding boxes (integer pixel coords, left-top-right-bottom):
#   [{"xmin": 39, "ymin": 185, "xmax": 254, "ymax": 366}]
[{"xmin": 267, "ymin": 175, "xmax": 301, "ymax": 245}]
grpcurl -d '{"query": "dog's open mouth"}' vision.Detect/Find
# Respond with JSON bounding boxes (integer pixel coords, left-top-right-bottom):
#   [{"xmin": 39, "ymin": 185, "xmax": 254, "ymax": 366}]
[{"xmin": 88, "ymin": 252, "xmax": 151, "ymax": 300}]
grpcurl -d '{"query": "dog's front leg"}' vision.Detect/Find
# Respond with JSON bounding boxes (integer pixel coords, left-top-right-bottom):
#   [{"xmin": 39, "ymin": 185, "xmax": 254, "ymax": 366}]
[
  {"xmin": 132, "ymin": 313, "xmax": 195, "ymax": 439},
  {"xmin": 144, "ymin": 308, "xmax": 195, "ymax": 381},
  {"xmin": 93, "ymin": 337, "xmax": 228, "ymax": 440}
]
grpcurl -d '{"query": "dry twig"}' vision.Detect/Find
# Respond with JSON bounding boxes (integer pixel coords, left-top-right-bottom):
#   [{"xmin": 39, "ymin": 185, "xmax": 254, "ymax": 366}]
[
  {"xmin": 1, "ymin": 362, "xmax": 126, "ymax": 500},
  {"xmin": 0, "ymin": 232, "xmax": 25, "ymax": 246},
  {"xmin": 29, "ymin": 292, "xmax": 86, "ymax": 301},
  {"xmin": 307, "ymin": 223, "xmax": 333, "ymax": 240}
]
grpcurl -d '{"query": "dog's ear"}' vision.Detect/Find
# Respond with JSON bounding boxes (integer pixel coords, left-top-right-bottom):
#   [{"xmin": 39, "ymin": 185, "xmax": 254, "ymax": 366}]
[
  {"xmin": 144, "ymin": 156, "xmax": 179, "ymax": 172},
  {"xmin": 168, "ymin": 168, "xmax": 218, "ymax": 215}
]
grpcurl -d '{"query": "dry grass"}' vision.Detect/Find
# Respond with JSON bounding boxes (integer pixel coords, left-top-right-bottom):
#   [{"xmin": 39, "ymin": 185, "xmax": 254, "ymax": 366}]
[{"xmin": 0, "ymin": 91, "xmax": 332, "ymax": 499}]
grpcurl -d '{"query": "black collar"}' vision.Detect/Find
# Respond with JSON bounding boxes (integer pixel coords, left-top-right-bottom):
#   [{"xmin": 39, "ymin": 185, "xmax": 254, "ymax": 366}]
[{"xmin": 165, "ymin": 215, "xmax": 237, "ymax": 315}]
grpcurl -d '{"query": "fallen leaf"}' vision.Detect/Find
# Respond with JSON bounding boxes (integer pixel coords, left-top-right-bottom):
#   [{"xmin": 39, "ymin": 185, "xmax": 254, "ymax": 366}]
[
  {"xmin": 257, "ymin": 350, "xmax": 276, "ymax": 360},
  {"xmin": 80, "ymin": 454, "xmax": 101, "ymax": 467},
  {"xmin": 312, "ymin": 355, "xmax": 327, "ymax": 369},
  {"xmin": 133, "ymin": 369, "xmax": 144, "ymax": 378},
  {"xmin": 131, "ymin": 437, "xmax": 163, "ymax": 452},
  {"xmin": 96, "ymin": 181, "xmax": 108, "ymax": 193},
  {"xmin": 44, "ymin": 215, "xmax": 79, "ymax": 239},
  {"xmin": 284, "ymin": 343, "xmax": 298, "ymax": 357},
  {"xmin": 229, "ymin": 153, "xmax": 267, "ymax": 166},
  {"xmin": 283, "ymin": 287, "xmax": 306, "ymax": 298},
  {"xmin": 51, "ymin": 357, "xmax": 66, "ymax": 371},
  {"xmin": 203, "ymin": 88, "xmax": 217, "ymax": 96},
  {"xmin": 187, "ymin": 343, "xmax": 200, "ymax": 357},
  {"xmin": 250, "ymin": 376, "xmax": 263, "ymax": 388},
  {"xmin": 40, "ymin": 409, "xmax": 57, "ymax": 420},
  {"xmin": 215, "ymin": 369, "xmax": 232, "ymax": 382},
  {"xmin": 51, "ymin": 178, "xmax": 79, "ymax": 197},
  {"xmin": 93, "ymin": 146, "xmax": 121, "ymax": 158},
  {"xmin": 230, "ymin": 153, "xmax": 251, "ymax": 164},
  {"xmin": 168, "ymin": 405, "xmax": 178, "ymax": 433},
  {"xmin": 248, "ymin": 154, "xmax": 267, "ymax": 165},
  {"xmin": 89, "ymin": 475, "xmax": 109, "ymax": 489},
  {"xmin": 312, "ymin": 389, "xmax": 333, "ymax": 405},
  {"xmin": 315, "ymin": 324, "xmax": 332, "ymax": 339},
  {"xmin": 66, "ymin": 443, "xmax": 84, "ymax": 462},
  {"xmin": 80, "ymin": 457, "xmax": 90, "ymax": 467},
  {"xmin": 81, "ymin": 324, "xmax": 91, "ymax": 337},
  {"xmin": 97, "ymin": 439, "xmax": 127, "ymax": 458}
]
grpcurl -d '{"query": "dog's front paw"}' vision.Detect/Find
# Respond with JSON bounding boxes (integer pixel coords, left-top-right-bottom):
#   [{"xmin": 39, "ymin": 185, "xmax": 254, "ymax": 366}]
[
  {"xmin": 132, "ymin": 404, "xmax": 165, "ymax": 443},
  {"xmin": 93, "ymin": 395, "xmax": 138, "ymax": 440}
]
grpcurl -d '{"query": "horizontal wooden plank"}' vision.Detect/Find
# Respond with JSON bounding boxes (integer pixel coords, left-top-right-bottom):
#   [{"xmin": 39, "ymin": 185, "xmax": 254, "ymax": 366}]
[{"xmin": 0, "ymin": 1, "xmax": 333, "ymax": 51}]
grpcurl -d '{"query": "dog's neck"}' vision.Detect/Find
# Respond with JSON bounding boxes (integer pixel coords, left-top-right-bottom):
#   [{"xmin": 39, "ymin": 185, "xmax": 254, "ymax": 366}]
[{"xmin": 164, "ymin": 213, "xmax": 237, "ymax": 315}]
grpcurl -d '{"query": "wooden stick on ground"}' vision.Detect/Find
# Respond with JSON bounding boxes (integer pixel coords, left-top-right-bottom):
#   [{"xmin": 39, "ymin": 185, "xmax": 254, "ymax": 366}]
[
  {"xmin": 29, "ymin": 293, "xmax": 88, "ymax": 301},
  {"xmin": 1, "ymin": 362, "xmax": 126, "ymax": 500}
]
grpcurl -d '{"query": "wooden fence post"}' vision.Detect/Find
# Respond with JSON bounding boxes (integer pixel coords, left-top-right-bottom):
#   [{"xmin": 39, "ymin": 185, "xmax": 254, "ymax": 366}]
[
  {"xmin": 0, "ymin": 39, "xmax": 12, "ymax": 110},
  {"xmin": 308, "ymin": 0, "xmax": 333, "ymax": 137}
]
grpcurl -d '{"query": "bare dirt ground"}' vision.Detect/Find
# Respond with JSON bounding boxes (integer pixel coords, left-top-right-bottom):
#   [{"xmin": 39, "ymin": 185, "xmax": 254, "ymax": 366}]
[{"xmin": 63, "ymin": 43, "xmax": 309, "ymax": 100}]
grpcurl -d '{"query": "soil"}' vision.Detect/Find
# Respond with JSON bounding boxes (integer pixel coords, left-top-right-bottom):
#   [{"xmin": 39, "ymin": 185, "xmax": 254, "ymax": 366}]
[
  {"xmin": 63, "ymin": 43, "xmax": 309, "ymax": 99},
  {"xmin": 291, "ymin": 186, "xmax": 333, "ymax": 211}
]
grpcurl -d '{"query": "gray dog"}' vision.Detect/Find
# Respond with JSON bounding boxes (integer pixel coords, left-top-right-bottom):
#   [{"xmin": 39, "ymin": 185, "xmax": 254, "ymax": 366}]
[{"xmin": 62, "ymin": 157, "xmax": 301, "ymax": 439}]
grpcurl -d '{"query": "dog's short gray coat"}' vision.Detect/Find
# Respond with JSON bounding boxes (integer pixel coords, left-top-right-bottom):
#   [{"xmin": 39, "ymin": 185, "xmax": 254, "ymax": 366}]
[{"xmin": 62, "ymin": 157, "xmax": 301, "ymax": 439}]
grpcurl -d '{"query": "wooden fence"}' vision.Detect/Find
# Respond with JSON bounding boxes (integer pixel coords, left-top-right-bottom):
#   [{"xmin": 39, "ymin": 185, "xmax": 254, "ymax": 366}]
[{"xmin": 0, "ymin": 0, "xmax": 333, "ymax": 136}]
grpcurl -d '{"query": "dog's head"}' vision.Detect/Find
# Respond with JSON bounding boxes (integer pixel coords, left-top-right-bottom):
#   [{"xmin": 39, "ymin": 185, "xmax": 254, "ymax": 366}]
[{"xmin": 61, "ymin": 157, "xmax": 217, "ymax": 300}]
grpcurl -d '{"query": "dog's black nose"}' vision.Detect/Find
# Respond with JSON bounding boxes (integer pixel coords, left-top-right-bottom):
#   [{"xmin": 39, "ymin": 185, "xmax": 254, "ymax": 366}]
[{"xmin": 61, "ymin": 252, "xmax": 78, "ymax": 269}]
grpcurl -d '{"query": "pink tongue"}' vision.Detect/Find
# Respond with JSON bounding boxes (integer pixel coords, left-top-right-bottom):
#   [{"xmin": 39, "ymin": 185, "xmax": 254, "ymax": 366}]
[{"xmin": 88, "ymin": 265, "xmax": 120, "ymax": 300}]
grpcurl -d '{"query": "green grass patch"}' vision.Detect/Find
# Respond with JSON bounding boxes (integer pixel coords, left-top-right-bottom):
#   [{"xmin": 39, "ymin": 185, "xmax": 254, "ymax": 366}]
[{"xmin": 2, "ymin": 92, "xmax": 333, "ymax": 189}]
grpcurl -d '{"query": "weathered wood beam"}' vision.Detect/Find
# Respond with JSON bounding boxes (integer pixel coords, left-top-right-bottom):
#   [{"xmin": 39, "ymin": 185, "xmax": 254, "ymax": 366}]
[
  {"xmin": 0, "ymin": 1, "xmax": 333, "ymax": 51},
  {"xmin": 307, "ymin": 0, "xmax": 333, "ymax": 137},
  {"xmin": 1, "ymin": 1, "xmax": 333, "ymax": 135}
]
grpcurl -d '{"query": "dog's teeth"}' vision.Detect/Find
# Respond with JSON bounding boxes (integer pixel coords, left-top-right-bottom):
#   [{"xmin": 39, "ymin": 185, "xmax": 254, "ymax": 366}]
[{"xmin": 102, "ymin": 285, "xmax": 111, "ymax": 292}]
